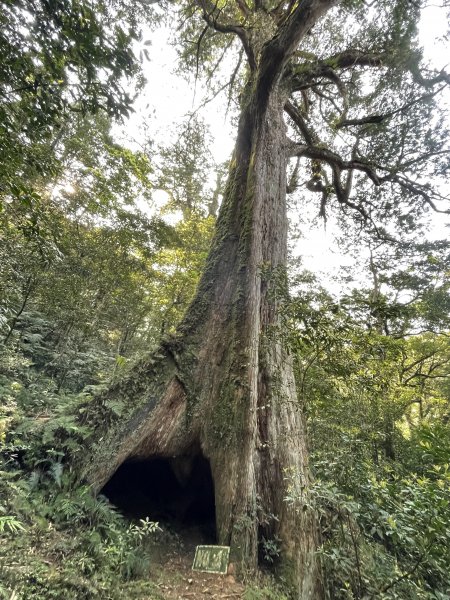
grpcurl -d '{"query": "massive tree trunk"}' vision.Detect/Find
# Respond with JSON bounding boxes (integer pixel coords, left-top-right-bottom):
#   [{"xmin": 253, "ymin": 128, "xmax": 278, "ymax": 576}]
[{"xmin": 81, "ymin": 4, "xmax": 341, "ymax": 597}]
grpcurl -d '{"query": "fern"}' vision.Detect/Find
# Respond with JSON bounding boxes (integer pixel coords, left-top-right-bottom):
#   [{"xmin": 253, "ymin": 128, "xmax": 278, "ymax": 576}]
[
  {"xmin": 0, "ymin": 516, "xmax": 25, "ymax": 534},
  {"xmin": 104, "ymin": 398, "xmax": 126, "ymax": 417},
  {"xmin": 50, "ymin": 462, "xmax": 63, "ymax": 488}
]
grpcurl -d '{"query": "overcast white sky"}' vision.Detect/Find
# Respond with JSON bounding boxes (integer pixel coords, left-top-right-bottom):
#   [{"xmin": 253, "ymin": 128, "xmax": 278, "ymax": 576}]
[{"xmin": 118, "ymin": 5, "xmax": 449, "ymax": 291}]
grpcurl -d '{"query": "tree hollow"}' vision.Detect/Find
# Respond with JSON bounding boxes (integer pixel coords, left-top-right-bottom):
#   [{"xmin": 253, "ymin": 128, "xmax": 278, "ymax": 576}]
[{"xmin": 100, "ymin": 451, "xmax": 217, "ymax": 543}]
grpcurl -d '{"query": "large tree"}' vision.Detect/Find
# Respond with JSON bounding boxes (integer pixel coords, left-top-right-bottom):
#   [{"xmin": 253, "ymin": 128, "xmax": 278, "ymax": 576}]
[{"xmin": 81, "ymin": 1, "xmax": 450, "ymax": 597}]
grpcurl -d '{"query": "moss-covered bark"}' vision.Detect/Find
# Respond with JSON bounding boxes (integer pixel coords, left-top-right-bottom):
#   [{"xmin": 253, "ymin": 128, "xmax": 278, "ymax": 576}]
[{"xmin": 80, "ymin": 7, "xmax": 339, "ymax": 596}]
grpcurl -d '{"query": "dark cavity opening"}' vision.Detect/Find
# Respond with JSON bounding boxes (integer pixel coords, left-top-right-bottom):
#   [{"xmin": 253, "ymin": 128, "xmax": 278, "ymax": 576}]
[{"xmin": 101, "ymin": 453, "xmax": 216, "ymax": 543}]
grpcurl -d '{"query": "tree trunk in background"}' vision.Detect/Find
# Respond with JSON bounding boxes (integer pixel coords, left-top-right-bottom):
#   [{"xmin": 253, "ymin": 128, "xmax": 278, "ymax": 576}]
[
  {"xmin": 83, "ymin": 49, "xmax": 322, "ymax": 600},
  {"xmin": 3, "ymin": 274, "xmax": 35, "ymax": 344}
]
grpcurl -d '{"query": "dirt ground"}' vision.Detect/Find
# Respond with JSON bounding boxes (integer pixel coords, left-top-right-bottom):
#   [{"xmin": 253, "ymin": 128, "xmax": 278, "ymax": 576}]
[{"xmin": 150, "ymin": 526, "xmax": 246, "ymax": 600}]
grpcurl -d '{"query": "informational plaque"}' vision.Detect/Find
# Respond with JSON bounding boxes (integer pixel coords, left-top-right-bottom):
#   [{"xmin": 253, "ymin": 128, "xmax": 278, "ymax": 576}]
[{"xmin": 192, "ymin": 545, "xmax": 230, "ymax": 574}]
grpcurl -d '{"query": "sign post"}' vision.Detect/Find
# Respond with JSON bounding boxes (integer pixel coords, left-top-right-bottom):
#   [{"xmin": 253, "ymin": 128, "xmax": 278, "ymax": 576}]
[{"xmin": 192, "ymin": 545, "xmax": 230, "ymax": 574}]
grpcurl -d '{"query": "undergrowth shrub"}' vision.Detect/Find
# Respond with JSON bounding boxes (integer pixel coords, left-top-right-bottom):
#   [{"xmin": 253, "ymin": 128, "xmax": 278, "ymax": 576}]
[
  {"xmin": 0, "ymin": 466, "xmax": 162, "ymax": 599},
  {"xmin": 306, "ymin": 442, "xmax": 450, "ymax": 599},
  {"xmin": 0, "ymin": 345, "xmax": 161, "ymax": 600}
]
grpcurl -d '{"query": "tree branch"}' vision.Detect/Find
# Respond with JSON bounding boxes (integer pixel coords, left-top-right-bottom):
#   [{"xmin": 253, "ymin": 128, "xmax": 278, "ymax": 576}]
[
  {"xmin": 402, "ymin": 351, "xmax": 439, "ymax": 374},
  {"xmin": 287, "ymin": 140, "xmax": 382, "ymax": 221},
  {"xmin": 197, "ymin": 0, "xmax": 257, "ymax": 70},
  {"xmin": 324, "ymin": 48, "xmax": 385, "ymax": 69},
  {"xmin": 291, "ymin": 49, "xmax": 385, "ymax": 92},
  {"xmin": 258, "ymin": 0, "xmax": 339, "ymax": 97},
  {"xmin": 235, "ymin": 0, "xmax": 251, "ymax": 18},
  {"xmin": 288, "ymin": 142, "xmax": 381, "ymax": 186},
  {"xmin": 271, "ymin": 0, "xmax": 297, "ymax": 24},
  {"xmin": 411, "ymin": 66, "xmax": 450, "ymax": 88},
  {"xmin": 287, "ymin": 133, "xmax": 449, "ymax": 216},
  {"xmin": 284, "ymin": 100, "xmax": 317, "ymax": 145},
  {"xmin": 195, "ymin": 25, "xmax": 209, "ymax": 84},
  {"xmin": 336, "ymin": 87, "xmax": 445, "ymax": 128},
  {"xmin": 375, "ymin": 542, "xmax": 434, "ymax": 597},
  {"xmin": 383, "ymin": 174, "xmax": 450, "ymax": 214}
]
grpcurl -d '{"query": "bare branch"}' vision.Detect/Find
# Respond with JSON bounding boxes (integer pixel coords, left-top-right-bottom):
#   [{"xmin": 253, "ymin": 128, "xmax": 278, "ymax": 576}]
[
  {"xmin": 284, "ymin": 100, "xmax": 317, "ymax": 145},
  {"xmin": 325, "ymin": 48, "xmax": 385, "ymax": 69},
  {"xmin": 188, "ymin": 78, "xmax": 232, "ymax": 116},
  {"xmin": 235, "ymin": 0, "xmax": 251, "ymax": 18},
  {"xmin": 197, "ymin": 0, "xmax": 257, "ymax": 70},
  {"xmin": 291, "ymin": 49, "xmax": 385, "ymax": 92},
  {"xmin": 288, "ymin": 142, "xmax": 381, "ymax": 186},
  {"xmin": 286, "ymin": 156, "xmax": 301, "ymax": 194},
  {"xmin": 226, "ymin": 48, "xmax": 244, "ymax": 114},
  {"xmin": 205, "ymin": 36, "xmax": 235, "ymax": 87},
  {"xmin": 195, "ymin": 25, "xmax": 209, "ymax": 84},
  {"xmin": 311, "ymin": 83, "xmax": 345, "ymax": 119},
  {"xmin": 399, "ymin": 150, "xmax": 450, "ymax": 171},
  {"xmin": 322, "ymin": 68, "xmax": 349, "ymax": 120},
  {"xmin": 385, "ymin": 174, "xmax": 450, "ymax": 214},
  {"xmin": 411, "ymin": 66, "xmax": 450, "ymax": 88},
  {"xmin": 336, "ymin": 87, "xmax": 445, "ymax": 128}
]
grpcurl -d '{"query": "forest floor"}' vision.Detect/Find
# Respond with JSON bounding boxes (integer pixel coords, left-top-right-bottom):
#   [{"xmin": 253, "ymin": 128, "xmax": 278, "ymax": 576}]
[{"xmin": 149, "ymin": 525, "xmax": 246, "ymax": 599}]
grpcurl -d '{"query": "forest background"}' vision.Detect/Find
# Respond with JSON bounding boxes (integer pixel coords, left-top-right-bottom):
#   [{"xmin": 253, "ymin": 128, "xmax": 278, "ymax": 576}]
[{"xmin": 0, "ymin": 0, "xmax": 450, "ymax": 598}]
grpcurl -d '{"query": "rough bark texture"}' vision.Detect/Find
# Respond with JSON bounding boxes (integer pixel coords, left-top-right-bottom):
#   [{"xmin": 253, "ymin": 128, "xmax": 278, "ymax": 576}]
[{"xmin": 81, "ymin": 4, "xmax": 342, "ymax": 597}]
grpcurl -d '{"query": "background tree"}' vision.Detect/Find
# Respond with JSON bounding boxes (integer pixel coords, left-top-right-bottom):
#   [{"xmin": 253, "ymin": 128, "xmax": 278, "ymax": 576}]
[
  {"xmin": 278, "ymin": 263, "xmax": 450, "ymax": 597},
  {"xmin": 0, "ymin": 0, "xmax": 155, "ymax": 249},
  {"xmin": 0, "ymin": 110, "xmax": 176, "ymax": 386}
]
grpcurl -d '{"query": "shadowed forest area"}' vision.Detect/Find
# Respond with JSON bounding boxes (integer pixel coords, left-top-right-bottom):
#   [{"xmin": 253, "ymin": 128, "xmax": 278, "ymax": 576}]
[{"xmin": 1, "ymin": 0, "xmax": 450, "ymax": 599}]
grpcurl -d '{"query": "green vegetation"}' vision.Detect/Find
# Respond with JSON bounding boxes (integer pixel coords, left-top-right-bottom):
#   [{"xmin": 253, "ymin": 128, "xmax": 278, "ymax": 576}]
[{"xmin": 281, "ymin": 269, "xmax": 450, "ymax": 598}]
